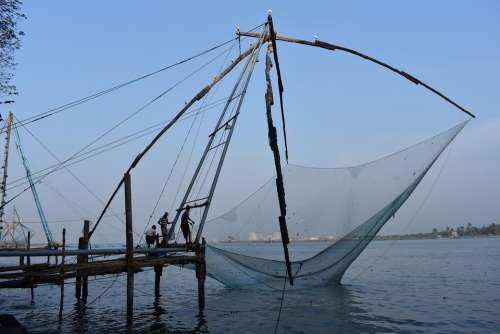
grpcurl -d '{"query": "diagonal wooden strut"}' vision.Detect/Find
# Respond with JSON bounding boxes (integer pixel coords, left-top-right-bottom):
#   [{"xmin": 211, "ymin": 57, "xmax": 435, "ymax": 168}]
[
  {"xmin": 237, "ymin": 30, "xmax": 475, "ymax": 119},
  {"xmin": 89, "ymin": 46, "xmax": 256, "ymax": 239}
]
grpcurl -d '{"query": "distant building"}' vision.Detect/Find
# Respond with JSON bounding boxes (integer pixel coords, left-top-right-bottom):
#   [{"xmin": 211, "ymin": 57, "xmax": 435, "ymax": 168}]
[
  {"xmin": 450, "ymin": 229, "xmax": 459, "ymax": 238},
  {"xmin": 249, "ymin": 232, "xmax": 281, "ymax": 242}
]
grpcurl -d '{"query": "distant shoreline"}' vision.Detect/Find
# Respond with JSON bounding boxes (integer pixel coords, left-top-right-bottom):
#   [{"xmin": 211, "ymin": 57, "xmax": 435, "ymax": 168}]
[
  {"xmin": 374, "ymin": 234, "xmax": 500, "ymax": 241},
  {"xmin": 212, "ymin": 235, "xmax": 500, "ymax": 244}
]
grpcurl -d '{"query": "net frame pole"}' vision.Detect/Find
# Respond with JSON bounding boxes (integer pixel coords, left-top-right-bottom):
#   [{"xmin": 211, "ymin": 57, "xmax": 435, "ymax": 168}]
[
  {"xmin": 165, "ymin": 25, "xmax": 269, "ymax": 242},
  {"xmin": 89, "ymin": 44, "xmax": 257, "ymax": 239},
  {"xmin": 237, "ymin": 31, "xmax": 475, "ymax": 118}
]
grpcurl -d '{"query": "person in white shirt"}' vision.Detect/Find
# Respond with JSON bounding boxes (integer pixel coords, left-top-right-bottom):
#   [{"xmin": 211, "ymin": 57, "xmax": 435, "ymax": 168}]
[{"xmin": 145, "ymin": 225, "xmax": 157, "ymax": 248}]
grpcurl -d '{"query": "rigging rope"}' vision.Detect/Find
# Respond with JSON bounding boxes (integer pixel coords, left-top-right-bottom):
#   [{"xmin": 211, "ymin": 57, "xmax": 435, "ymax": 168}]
[
  {"xmin": 12, "ymin": 116, "xmax": 141, "ymax": 236},
  {"xmin": 5, "ymin": 97, "xmax": 233, "ymax": 191},
  {"xmin": 0, "ymin": 104, "xmax": 224, "ymax": 211},
  {"xmin": 273, "ymin": 276, "xmax": 287, "ymax": 334},
  {"xmin": 139, "ymin": 41, "xmax": 238, "ymax": 244},
  {"xmin": 3, "ymin": 22, "xmax": 266, "ymax": 134},
  {"xmin": 0, "ymin": 48, "xmax": 233, "ymax": 212},
  {"xmin": 3, "ymin": 37, "xmax": 238, "ymax": 133}
]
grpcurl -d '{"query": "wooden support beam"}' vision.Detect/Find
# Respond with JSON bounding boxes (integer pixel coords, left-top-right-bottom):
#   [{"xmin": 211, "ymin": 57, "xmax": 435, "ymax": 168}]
[
  {"xmin": 27, "ymin": 231, "xmax": 33, "ymax": 302},
  {"xmin": 196, "ymin": 238, "xmax": 206, "ymax": 311},
  {"xmin": 0, "ymin": 255, "xmax": 198, "ymax": 288},
  {"xmin": 264, "ymin": 42, "xmax": 294, "ymax": 285},
  {"xmin": 237, "ymin": 30, "xmax": 475, "ymax": 118},
  {"xmin": 154, "ymin": 265, "xmax": 162, "ymax": 298},
  {"xmin": 75, "ymin": 236, "xmax": 83, "ymax": 300},
  {"xmin": 59, "ymin": 228, "xmax": 66, "ymax": 320},
  {"xmin": 90, "ymin": 46, "xmax": 256, "ymax": 240},
  {"xmin": 82, "ymin": 220, "xmax": 90, "ymax": 302},
  {"xmin": 124, "ymin": 173, "xmax": 134, "ymax": 322}
]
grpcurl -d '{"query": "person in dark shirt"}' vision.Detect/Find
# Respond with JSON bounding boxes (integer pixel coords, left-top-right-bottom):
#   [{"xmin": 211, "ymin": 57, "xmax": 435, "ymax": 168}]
[{"xmin": 181, "ymin": 205, "xmax": 194, "ymax": 245}]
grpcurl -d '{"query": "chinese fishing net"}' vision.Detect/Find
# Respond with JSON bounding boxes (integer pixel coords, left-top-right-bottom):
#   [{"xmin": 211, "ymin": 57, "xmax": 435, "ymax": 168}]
[{"xmin": 200, "ymin": 121, "xmax": 468, "ymax": 289}]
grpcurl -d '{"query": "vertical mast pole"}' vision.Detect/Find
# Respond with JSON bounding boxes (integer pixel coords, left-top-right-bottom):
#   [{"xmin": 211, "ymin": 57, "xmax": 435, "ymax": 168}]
[
  {"xmin": 264, "ymin": 20, "xmax": 294, "ymax": 285},
  {"xmin": 0, "ymin": 112, "xmax": 13, "ymax": 238}
]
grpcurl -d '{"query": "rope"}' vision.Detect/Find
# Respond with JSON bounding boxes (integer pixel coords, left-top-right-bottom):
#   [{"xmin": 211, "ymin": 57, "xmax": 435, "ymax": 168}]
[
  {"xmin": 0, "ymin": 48, "xmax": 232, "ymax": 210},
  {"xmin": 273, "ymin": 276, "xmax": 287, "ymax": 334},
  {"xmin": 12, "ymin": 116, "xmax": 140, "ymax": 237},
  {"xmin": 4, "ymin": 22, "xmax": 266, "ymax": 134},
  {"xmin": 5, "ymin": 97, "xmax": 232, "ymax": 191},
  {"xmin": 140, "ymin": 42, "xmax": 239, "ymax": 244},
  {"xmin": 4, "ymin": 37, "xmax": 239, "ymax": 132}
]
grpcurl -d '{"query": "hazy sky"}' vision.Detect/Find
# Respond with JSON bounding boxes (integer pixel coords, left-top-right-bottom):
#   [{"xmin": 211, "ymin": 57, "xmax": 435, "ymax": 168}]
[{"xmin": 3, "ymin": 1, "xmax": 499, "ymax": 244}]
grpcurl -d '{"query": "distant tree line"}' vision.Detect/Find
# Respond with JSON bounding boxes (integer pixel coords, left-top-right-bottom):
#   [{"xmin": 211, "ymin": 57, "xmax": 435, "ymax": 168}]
[
  {"xmin": 432, "ymin": 223, "xmax": 500, "ymax": 238},
  {"xmin": 377, "ymin": 223, "xmax": 500, "ymax": 240},
  {"xmin": 0, "ymin": 0, "xmax": 25, "ymax": 99}
]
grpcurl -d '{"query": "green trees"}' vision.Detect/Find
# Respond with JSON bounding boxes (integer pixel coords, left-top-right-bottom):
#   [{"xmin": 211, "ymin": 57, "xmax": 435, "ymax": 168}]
[{"xmin": 0, "ymin": 0, "xmax": 25, "ymax": 98}]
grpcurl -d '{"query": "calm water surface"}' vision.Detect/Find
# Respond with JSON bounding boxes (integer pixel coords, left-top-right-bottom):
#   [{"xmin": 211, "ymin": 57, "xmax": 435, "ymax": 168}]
[{"xmin": 1, "ymin": 238, "xmax": 499, "ymax": 333}]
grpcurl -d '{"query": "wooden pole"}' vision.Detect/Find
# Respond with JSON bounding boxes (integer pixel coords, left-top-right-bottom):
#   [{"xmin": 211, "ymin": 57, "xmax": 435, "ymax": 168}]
[
  {"xmin": 27, "ymin": 231, "xmax": 33, "ymax": 302},
  {"xmin": 75, "ymin": 220, "xmax": 89, "ymax": 301},
  {"xmin": 124, "ymin": 173, "xmax": 134, "ymax": 322},
  {"xmin": 237, "ymin": 30, "xmax": 475, "ymax": 119},
  {"xmin": 196, "ymin": 238, "xmax": 206, "ymax": 311},
  {"xmin": 154, "ymin": 265, "xmax": 162, "ymax": 298},
  {"xmin": 264, "ymin": 42, "xmax": 294, "ymax": 285},
  {"xmin": 59, "ymin": 228, "xmax": 66, "ymax": 320},
  {"xmin": 90, "ymin": 46, "xmax": 255, "ymax": 240},
  {"xmin": 75, "ymin": 236, "xmax": 83, "ymax": 300},
  {"xmin": 82, "ymin": 220, "xmax": 90, "ymax": 302}
]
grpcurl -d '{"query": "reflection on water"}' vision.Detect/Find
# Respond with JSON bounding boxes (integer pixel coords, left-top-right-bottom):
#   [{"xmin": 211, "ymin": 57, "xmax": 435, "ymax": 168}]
[{"xmin": 1, "ymin": 238, "xmax": 499, "ymax": 333}]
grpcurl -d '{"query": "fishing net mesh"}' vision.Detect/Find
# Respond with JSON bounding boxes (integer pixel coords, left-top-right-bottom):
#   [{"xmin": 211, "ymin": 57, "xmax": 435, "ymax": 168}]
[{"xmin": 202, "ymin": 121, "xmax": 467, "ymax": 288}]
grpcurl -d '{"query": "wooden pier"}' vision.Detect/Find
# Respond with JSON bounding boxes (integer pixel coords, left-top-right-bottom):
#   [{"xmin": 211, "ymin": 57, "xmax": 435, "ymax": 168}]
[{"xmin": 0, "ymin": 172, "xmax": 207, "ymax": 321}]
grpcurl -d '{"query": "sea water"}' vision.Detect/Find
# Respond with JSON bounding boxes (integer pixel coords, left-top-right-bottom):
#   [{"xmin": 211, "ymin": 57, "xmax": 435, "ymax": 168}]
[{"xmin": 1, "ymin": 238, "xmax": 499, "ymax": 333}]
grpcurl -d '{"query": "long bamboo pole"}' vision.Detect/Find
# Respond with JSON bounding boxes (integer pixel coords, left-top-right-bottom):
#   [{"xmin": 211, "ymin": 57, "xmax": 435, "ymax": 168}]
[
  {"xmin": 237, "ymin": 31, "xmax": 475, "ymax": 118},
  {"xmin": 89, "ymin": 46, "xmax": 256, "ymax": 239}
]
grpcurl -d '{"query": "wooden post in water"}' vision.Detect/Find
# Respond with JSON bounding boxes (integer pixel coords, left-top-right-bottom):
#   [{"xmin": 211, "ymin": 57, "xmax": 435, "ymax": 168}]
[
  {"xmin": 124, "ymin": 173, "xmax": 134, "ymax": 322},
  {"xmin": 59, "ymin": 228, "xmax": 66, "ymax": 320},
  {"xmin": 196, "ymin": 238, "xmax": 206, "ymax": 311},
  {"xmin": 154, "ymin": 265, "xmax": 163, "ymax": 298},
  {"xmin": 82, "ymin": 220, "xmax": 90, "ymax": 302},
  {"xmin": 75, "ymin": 219, "xmax": 90, "ymax": 301},
  {"xmin": 75, "ymin": 237, "xmax": 82, "ymax": 299},
  {"xmin": 27, "ymin": 231, "xmax": 33, "ymax": 302}
]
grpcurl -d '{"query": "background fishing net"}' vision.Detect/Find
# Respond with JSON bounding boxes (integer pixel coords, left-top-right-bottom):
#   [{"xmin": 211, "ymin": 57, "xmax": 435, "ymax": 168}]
[{"xmin": 200, "ymin": 121, "xmax": 467, "ymax": 289}]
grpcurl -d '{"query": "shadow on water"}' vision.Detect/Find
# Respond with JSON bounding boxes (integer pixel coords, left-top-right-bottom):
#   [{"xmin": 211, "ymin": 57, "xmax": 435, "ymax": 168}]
[
  {"xmin": 39, "ymin": 283, "xmax": 393, "ymax": 333},
  {"xmin": 199, "ymin": 283, "xmax": 396, "ymax": 334},
  {"xmin": 4, "ymin": 239, "xmax": 499, "ymax": 333}
]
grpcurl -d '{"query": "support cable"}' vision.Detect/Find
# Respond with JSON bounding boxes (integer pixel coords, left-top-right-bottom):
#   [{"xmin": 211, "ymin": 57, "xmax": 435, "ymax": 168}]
[
  {"xmin": 4, "ymin": 23, "xmax": 265, "ymax": 133},
  {"xmin": 5, "ymin": 37, "xmax": 238, "ymax": 132},
  {"xmin": 5, "ymin": 97, "xmax": 233, "ymax": 191},
  {"xmin": 12, "ymin": 116, "xmax": 142, "ymax": 237},
  {"xmin": 141, "ymin": 42, "xmax": 238, "ymax": 243},
  {"xmin": 0, "ymin": 47, "xmax": 231, "ymax": 212},
  {"xmin": 89, "ymin": 45, "xmax": 257, "ymax": 239}
]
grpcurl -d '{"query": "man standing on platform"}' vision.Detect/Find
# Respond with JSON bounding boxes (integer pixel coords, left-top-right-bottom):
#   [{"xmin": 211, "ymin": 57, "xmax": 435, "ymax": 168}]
[{"xmin": 181, "ymin": 205, "xmax": 195, "ymax": 246}]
